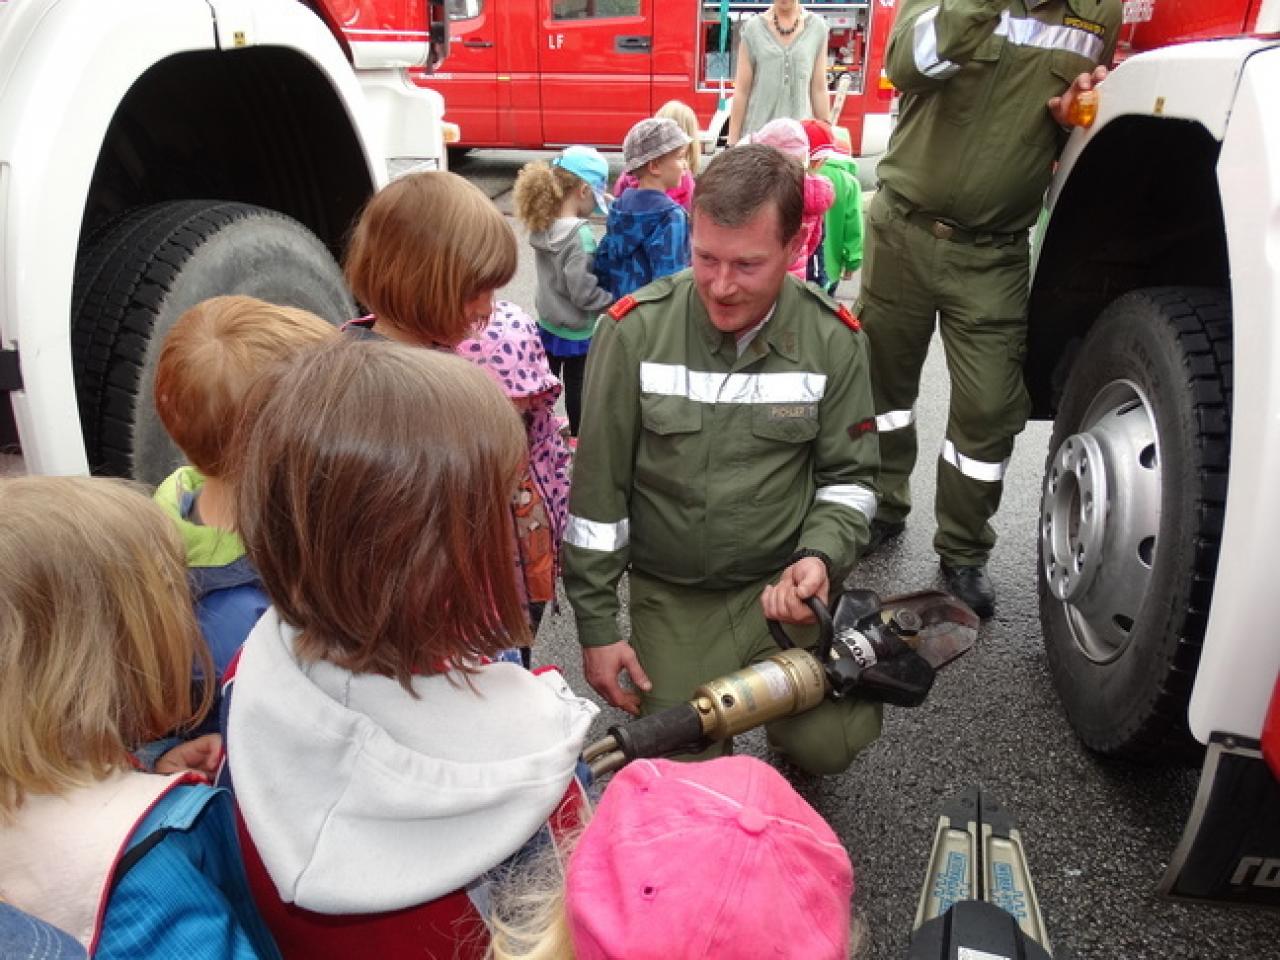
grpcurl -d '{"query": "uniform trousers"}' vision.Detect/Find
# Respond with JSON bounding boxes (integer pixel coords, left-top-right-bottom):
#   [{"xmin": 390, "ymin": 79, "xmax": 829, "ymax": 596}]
[
  {"xmin": 858, "ymin": 189, "xmax": 1033, "ymax": 565},
  {"xmin": 629, "ymin": 569, "xmax": 883, "ymax": 776}
]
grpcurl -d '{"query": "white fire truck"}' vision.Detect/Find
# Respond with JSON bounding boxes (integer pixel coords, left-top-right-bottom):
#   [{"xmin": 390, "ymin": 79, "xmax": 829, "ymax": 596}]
[
  {"xmin": 0, "ymin": 0, "xmax": 451, "ymax": 482},
  {"xmin": 1027, "ymin": 0, "xmax": 1280, "ymax": 906}
]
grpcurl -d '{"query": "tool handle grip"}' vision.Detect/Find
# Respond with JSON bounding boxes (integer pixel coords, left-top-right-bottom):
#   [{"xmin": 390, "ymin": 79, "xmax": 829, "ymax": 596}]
[
  {"xmin": 606, "ymin": 703, "xmax": 707, "ymax": 762},
  {"xmin": 766, "ymin": 596, "xmax": 834, "ymax": 658}
]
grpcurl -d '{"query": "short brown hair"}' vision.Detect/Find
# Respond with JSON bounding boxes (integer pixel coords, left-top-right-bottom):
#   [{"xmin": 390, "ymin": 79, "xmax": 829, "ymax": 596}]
[
  {"xmin": 692, "ymin": 145, "xmax": 804, "ymax": 244},
  {"xmin": 0, "ymin": 477, "xmax": 212, "ymax": 814},
  {"xmin": 234, "ymin": 339, "xmax": 529, "ymax": 688},
  {"xmin": 154, "ymin": 295, "xmax": 337, "ymax": 478},
  {"xmin": 344, "ymin": 172, "xmax": 517, "ymax": 347}
]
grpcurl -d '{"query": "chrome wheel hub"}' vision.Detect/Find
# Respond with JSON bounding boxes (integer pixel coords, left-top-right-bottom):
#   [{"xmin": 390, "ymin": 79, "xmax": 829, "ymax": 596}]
[{"xmin": 1040, "ymin": 381, "xmax": 1161, "ymax": 663}]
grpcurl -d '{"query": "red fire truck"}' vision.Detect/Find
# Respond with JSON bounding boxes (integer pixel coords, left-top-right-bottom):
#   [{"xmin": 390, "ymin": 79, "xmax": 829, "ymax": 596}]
[
  {"xmin": 0, "ymin": 0, "xmax": 451, "ymax": 482},
  {"xmin": 1027, "ymin": 0, "xmax": 1280, "ymax": 907},
  {"xmin": 415, "ymin": 0, "xmax": 899, "ymax": 157}
]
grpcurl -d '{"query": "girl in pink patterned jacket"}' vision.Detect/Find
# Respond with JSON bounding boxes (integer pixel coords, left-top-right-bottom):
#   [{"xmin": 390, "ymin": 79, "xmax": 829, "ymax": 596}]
[{"xmin": 458, "ymin": 301, "xmax": 573, "ymax": 650}]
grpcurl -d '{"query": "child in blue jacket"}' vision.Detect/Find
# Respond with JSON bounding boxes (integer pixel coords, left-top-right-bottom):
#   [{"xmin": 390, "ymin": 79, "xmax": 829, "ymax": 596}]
[{"xmin": 594, "ymin": 118, "xmax": 692, "ymax": 298}]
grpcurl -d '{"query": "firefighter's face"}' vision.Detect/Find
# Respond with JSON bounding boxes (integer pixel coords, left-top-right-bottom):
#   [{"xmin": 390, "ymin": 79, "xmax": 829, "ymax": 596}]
[{"xmin": 691, "ymin": 203, "xmax": 800, "ymax": 337}]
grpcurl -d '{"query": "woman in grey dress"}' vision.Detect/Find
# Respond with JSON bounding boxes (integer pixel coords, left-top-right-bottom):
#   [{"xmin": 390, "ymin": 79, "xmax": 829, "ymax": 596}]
[{"xmin": 727, "ymin": 1, "xmax": 831, "ymax": 145}]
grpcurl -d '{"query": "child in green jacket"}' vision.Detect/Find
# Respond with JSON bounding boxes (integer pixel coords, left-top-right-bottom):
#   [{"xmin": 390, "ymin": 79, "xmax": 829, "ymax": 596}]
[{"xmin": 803, "ymin": 120, "xmax": 864, "ymax": 295}]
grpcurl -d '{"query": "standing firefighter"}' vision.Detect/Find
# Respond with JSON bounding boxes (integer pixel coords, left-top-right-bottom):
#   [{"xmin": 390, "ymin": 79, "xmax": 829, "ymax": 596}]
[
  {"xmin": 562, "ymin": 146, "xmax": 882, "ymax": 776},
  {"xmin": 859, "ymin": 0, "xmax": 1121, "ymax": 616}
]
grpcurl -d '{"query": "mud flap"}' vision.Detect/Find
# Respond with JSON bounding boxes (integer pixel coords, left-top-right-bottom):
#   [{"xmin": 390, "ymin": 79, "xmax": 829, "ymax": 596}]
[
  {"xmin": 910, "ymin": 787, "xmax": 1052, "ymax": 960},
  {"xmin": 1159, "ymin": 734, "xmax": 1280, "ymax": 908}
]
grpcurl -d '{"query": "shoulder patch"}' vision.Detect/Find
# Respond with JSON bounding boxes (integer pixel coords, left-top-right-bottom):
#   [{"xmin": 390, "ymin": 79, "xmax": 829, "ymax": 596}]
[
  {"xmin": 607, "ymin": 295, "xmax": 638, "ymax": 321},
  {"xmin": 836, "ymin": 304, "xmax": 862, "ymax": 333}
]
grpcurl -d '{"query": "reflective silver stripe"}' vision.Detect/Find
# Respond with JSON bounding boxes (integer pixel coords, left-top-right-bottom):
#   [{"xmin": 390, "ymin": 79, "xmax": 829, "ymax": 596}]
[
  {"xmin": 995, "ymin": 11, "xmax": 1104, "ymax": 60},
  {"xmin": 913, "ymin": 6, "xmax": 963, "ymax": 79},
  {"xmin": 875, "ymin": 408, "xmax": 915, "ymax": 432},
  {"xmin": 940, "ymin": 439, "xmax": 1008, "ymax": 483},
  {"xmin": 815, "ymin": 483, "xmax": 878, "ymax": 520},
  {"xmin": 564, "ymin": 514, "xmax": 630, "ymax": 552},
  {"xmin": 639, "ymin": 362, "xmax": 827, "ymax": 405}
]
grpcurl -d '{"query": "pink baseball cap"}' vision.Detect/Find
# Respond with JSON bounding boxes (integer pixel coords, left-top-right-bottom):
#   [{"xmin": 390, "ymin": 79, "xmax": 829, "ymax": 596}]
[
  {"xmin": 565, "ymin": 756, "xmax": 854, "ymax": 960},
  {"xmin": 748, "ymin": 118, "xmax": 811, "ymax": 164}
]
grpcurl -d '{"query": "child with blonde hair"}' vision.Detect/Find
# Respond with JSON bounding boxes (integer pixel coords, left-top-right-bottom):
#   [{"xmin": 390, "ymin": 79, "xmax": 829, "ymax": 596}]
[
  {"xmin": 153, "ymin": 295, "xmax": 336, "ymax": 688},
  {"xmin": 488, "ymin": 756, "xmax": 858, "ymax": 960},
  {"xmin": 612, "ymin": 100, "xmax": 701, "ymax": 210},
  {"xmin": 513, "ymin": 146, "xmax": 613, "ymax": 437},
  {"xmin": 343, "ymin": 170, "xmax": 518, "ymax": 346},
  {"xmin": 0, "ymin": 476, "xmax": 279, "ymax": 960},
  {"xmin": 221, "ymin": 340, "xmax": 597, "ymax": 959}
]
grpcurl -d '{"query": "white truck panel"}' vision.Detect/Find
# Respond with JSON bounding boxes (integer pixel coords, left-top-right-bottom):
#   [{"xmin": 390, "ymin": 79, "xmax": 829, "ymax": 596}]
[
  {"xmin": 0, "ymin": 0, "xmax": 216, "ymax": 475},
  {"xmin": 1190, "ymin": 47, "xmax": 1280, "ymax": 743},
  {"xmin": 0, "ymin": 0, "xmax": 392, "ymax": 475},
  {"xmin": 1044, "ymin": 38, "xmax": 1266, "ymax": 214},
  {"xmin": 211, "ymin": 0, "xmax": 442, "ymax": 169}
]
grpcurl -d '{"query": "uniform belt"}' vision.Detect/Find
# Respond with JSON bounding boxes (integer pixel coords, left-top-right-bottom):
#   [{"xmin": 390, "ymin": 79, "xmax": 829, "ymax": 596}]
[{"xmin": 883, "ymin": 189, "xmax": 1022, "ymax": 248}]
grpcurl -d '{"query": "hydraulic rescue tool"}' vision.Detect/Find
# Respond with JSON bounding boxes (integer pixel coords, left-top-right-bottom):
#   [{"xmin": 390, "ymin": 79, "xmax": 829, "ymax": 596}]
[
  {"xmin": 582, "ymin": 590, "xmax": 1058, "ymax": 957},
  {"xmin": 582, "ymin": 589, "xmax": 979, "ymax": 778}
]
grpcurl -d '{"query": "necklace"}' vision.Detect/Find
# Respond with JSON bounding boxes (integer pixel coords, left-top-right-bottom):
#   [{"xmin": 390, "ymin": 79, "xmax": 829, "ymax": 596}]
[{"xmin": 772, "ymin": 8, "xmax": 801, "ymax": 37}]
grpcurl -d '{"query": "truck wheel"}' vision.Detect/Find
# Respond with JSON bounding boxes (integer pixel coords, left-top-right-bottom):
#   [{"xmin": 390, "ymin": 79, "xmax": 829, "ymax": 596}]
[
  {"xmin": 1038, "ymin": 287, "xmax": 1231, "ymax": 762},
  {"xmin": 71, "ymin": 201, "xmax": 354, "ymax": 484}
]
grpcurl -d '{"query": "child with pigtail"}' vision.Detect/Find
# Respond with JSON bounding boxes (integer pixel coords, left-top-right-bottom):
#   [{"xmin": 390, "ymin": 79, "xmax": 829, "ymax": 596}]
[{"xmin": 513, "ymin": 147, "xmax": 614, "ymax": 439}]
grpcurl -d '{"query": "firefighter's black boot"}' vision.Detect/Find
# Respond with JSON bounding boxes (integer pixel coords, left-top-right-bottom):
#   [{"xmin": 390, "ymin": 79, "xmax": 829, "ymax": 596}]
[{"xmin": 940, "ymin": 562, "xmax": 995, "ymax": 619}]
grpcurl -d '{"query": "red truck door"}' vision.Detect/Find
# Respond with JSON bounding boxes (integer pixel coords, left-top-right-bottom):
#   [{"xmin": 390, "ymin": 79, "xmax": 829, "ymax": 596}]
[
  {"xmin": 537, "ymin": 0, "xmax": 654, "ymax": 146},
  {"xmin": 434, "ymin": 0, "xmax": 502, "ymax": 143}
]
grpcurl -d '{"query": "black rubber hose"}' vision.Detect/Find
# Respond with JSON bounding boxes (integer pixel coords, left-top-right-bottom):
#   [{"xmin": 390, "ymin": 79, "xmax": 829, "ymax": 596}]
[{"xmin": 608, "ymin": 703, "xmax": 708, "ymax": 761}]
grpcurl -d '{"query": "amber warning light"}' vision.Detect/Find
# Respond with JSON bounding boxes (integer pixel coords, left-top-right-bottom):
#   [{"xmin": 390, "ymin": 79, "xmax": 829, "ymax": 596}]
[{"xmin": 1065, "ymin": 88, "xmax": 1099, "ymax": 129}]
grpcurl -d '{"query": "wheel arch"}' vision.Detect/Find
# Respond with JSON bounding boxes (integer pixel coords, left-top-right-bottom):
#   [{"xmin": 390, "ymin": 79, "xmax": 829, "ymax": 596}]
[
  {"xmin": 81, "ymin": 46, "xmax": 375, "ymax": 260},
  {"xmin": 2, "ymin": 0, "xmax": 378, "ymax": 475},
  {"xmin": 1025, "ymin": 116, "xmax": 1229, "ymax": 421}
]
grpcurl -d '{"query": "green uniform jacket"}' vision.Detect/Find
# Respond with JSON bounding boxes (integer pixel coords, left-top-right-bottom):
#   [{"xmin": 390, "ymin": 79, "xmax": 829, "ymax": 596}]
[
  {"xmin": 879, "ymin": 0, "xmax": 1121, "ymax": 234},
  {"xmin": 562, "ymin": 271, "xmax": 880, "ymax": 648}
]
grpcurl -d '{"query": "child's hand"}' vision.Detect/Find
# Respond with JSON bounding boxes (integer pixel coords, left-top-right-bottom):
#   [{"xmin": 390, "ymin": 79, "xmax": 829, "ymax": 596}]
[{"xmin": 155, "ymin": 733, "xmax": 223, "ymax": 777}]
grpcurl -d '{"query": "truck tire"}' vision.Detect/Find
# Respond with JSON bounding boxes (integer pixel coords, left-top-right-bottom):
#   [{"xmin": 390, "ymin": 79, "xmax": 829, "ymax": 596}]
[
  {"xmin": 1038, "ymin": 287, "xmax": 1231, "ymax": 762},
  {"xmin": 71, "ymin": 201, "xmax": 354, "ymax": 484}
]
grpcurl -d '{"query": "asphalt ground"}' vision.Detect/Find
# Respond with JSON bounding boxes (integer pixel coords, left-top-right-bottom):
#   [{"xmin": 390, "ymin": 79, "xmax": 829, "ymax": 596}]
[{"xmin": 457, "ymin": 148, "xmax": 1280, "ymax": 960}]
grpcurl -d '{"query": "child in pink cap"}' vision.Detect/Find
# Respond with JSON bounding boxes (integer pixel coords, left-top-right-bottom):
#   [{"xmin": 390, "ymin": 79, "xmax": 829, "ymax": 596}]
[
  {"xmin": 745, "ymin": 117, "xmax": 835, "ymax": 282},
  {"xmin": 488, "ymin": 755, "xmax": 857, "ymax": 960}
]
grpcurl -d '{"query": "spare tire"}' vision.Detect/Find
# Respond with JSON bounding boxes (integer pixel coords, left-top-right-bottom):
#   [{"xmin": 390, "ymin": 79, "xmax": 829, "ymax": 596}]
[
  {"xmin": 1038, "ymin": 287, "xmax": 1231, "ymax": 762},
  {"xmin": 72, "ymin": 201, "xmax": 355, "ymax": 484}
]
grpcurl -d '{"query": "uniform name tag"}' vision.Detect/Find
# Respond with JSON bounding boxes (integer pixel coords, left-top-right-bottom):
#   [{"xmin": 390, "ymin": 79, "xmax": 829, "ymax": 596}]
[
  {"xmin": 769, "ymin": 404, "xmax": 818, "ymax": 420},
  {"xmin": 1063, "ymin": 15, "xmax": 1106, "ymax": 37}
]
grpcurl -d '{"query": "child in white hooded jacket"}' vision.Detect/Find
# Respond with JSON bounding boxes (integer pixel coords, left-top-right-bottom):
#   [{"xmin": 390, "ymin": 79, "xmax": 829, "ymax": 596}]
[{"xmin": 220, "ymin": 340, "xmax": 597, "ymax": 960}]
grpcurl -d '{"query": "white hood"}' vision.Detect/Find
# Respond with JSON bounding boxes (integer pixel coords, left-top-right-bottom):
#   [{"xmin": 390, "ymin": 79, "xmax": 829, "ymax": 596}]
[{"xmin": 227, "ymin": 608, "xmax": 598, "ymax": 914}]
